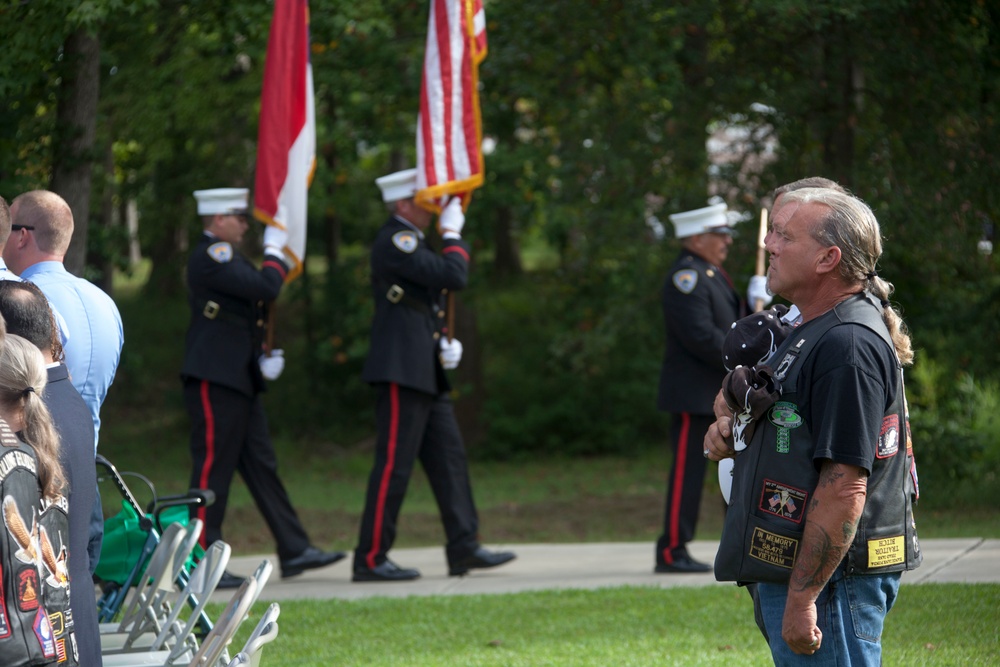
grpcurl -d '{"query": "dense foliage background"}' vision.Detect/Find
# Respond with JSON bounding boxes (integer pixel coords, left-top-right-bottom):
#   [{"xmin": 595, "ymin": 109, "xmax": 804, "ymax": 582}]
[{"xmin": 1, "ymin": 0, "xmax": 997, "ymax": 508}]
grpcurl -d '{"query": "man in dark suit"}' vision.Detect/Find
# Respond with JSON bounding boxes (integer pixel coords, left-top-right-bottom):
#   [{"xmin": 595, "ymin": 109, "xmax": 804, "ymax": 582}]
[
  {"xmin": 352, "ymin": 168, "xmax": 515, "ymax": 582},
  {"xmin": 654, "ymin": 202, "xmax": 771, "ymax": 573},
  {"xmin": 182, "ymin": 187, "xmax": 343, "ymax": 587},
  {"xmin": 0, "ymin": 279, "xmax": 102, "ymax": 666}
]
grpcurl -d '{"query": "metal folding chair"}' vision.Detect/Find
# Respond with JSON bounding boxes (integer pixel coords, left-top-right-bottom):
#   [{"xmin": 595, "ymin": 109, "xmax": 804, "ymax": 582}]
[
  {"xmin": 226, "ymin": 603, "xmax": 280, "ymax": 667},
  {"xmin": 102, "ymin": 575, "xmax": 258, "ymax": 667}
]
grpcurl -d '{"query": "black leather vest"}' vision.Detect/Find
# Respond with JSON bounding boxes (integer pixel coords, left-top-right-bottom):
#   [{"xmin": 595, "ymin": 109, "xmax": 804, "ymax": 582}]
[{"xmin": 715, "ymin": 294, "xmax": 921, "ymax": 584}]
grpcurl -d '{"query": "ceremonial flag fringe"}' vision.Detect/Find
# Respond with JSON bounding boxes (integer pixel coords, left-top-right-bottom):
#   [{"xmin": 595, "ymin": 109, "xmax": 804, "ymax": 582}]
[
  {"xmin": 254, "ymin": 0, "xmax": 315, "ymax": 282},
  {"xmin": 415, "ymin": 0, "xmax": 488, "ymax": 213}
]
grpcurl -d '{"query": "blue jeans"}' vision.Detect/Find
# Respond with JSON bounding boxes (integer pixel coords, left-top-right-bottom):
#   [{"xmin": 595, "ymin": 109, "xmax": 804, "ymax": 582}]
[{"xmin": 756, "ymin": 564, "xmax": 901, "ymax": 666}]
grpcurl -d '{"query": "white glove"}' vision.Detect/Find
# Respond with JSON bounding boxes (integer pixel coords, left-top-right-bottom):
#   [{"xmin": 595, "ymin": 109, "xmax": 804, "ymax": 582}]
[
  {"xmin": 439, "ymin": 338, "xmax": 463, "ymax": 370},
  {"xmin": 263, "ymin": 225, "xmax": 289, "ymax": 258},
  {"xmin": 259, "ymin": 349, "xmax": 285, "ymax": 381},
  {"xmin": 747, "ymin": 275, "xmax": 773, "ymax": 309},
  {"xmin": 438, "ymin": 198, "xmax": 465, "ymax": 239}
]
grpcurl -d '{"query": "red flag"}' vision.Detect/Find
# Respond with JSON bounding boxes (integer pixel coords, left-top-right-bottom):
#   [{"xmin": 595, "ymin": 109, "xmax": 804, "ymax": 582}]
[
  {"xmin": 254, "ymin": 0, "xmax": 316, "ymax": 282},
  {"xmin": 415, "ymin": 0, "xmax": 488, "ymax": 213}
]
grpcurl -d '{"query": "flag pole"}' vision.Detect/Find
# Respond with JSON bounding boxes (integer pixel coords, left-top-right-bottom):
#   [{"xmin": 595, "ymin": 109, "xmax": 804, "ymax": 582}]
[{"xmin": 753, "ymin": 208, "xmax": 768, "ymax": 312}]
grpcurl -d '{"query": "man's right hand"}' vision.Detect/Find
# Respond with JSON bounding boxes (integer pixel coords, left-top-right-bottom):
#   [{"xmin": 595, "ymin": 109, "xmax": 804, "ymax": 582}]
[
  {"xmin": 438, "ymin": 198, "xmax": 465, "ymax": 239},
  {"xmin": 439, "ymin": 337, "xmax": 463, "ymax": 370},
  {"xmin": 259, "ymin": 349, "xmax": 285, "ymax": 381},
  {"xmin": 263, "ymin": 224, "xmax": 289, "ymax": 257},
  {"xmin": 704, "ymin": 416, "xmax": 734, "ymax": 461}
]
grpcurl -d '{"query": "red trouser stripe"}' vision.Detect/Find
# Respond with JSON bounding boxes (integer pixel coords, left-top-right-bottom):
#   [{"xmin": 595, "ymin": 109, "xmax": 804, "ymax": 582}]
[
  {"xmin": 367, "ymin": 383, "xmax": 400, "ymax": 568},
  {"xmin": 664, "ymin": 412, "xmax": 691, "ymax": 564},
  {"xmin": 196, "ymin": 380, "xmax": 216, "ymax": 550}
]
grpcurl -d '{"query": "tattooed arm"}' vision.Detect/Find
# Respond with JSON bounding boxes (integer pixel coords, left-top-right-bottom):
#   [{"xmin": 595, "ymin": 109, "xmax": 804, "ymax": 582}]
[{"xmin": 781, "ymin": 460, "xmax": 868, "ymax": 654}]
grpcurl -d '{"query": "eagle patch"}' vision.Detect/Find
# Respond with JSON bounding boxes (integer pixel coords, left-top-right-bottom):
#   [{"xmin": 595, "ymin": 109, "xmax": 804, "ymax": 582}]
[
  {"xmin": 392, "ymin": 231, "xmax": 418, "ymax": 253},
  {"xmin": 672, "ymin": 269, "xmax": 698, "ymax": 294},
  {"xmin": 207, "ymin": 242, "xmax": 233, "ymax": 263}
]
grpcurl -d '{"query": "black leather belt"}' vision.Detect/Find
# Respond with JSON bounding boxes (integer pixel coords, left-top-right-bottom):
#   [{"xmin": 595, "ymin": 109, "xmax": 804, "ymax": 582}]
[
  {"xmin": 197, "ymin": 299, "xmax": 251, "ymax": 326},
  {"xmin": 381, "ymin": 283, "xmax": 432, "ymax": 316}
]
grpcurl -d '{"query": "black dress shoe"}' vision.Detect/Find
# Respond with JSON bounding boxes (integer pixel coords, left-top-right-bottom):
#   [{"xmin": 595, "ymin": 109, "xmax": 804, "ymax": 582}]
[
  {"xmin": 654, "ymin": 554, "xmax": 712, "ymax": 574},
  {"xmin": 352, "ymin": 559, "xmax": 421, "ymax": 582},
  {"xmin": 216, "ymin": 570, "xmax": 245, "ymax": 589},
  {"xmin": 448, "ymin": 547, "xmax": 517, "ymax": 576},
  {"xmin": 280, "ymin": 546, "xmax": 346, "ymax": 578}
]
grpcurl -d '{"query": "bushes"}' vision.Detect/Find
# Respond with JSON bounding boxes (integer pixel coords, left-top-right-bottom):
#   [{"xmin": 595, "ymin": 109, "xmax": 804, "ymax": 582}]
[{"xmin": 906, "ymin": 358, "xmax": 1000, "ymax": 508}]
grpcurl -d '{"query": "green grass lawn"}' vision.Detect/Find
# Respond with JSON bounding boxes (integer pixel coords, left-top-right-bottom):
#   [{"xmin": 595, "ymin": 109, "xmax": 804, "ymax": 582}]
[{"xmin": 218, "ymin": 583, "xmax": 1000, "ymax": 666}]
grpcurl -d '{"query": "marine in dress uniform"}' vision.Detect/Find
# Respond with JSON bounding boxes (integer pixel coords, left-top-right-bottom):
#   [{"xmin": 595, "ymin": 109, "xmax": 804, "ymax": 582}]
[
  {"xmin": 182, "ymin": 188, "xmax": 343, "ymax": 587},
  {"xmin": 654, "ymin": 203, "xmax": 756, "ymax": 573},
  {"xmin": 351, "ymin": 169, "xmax": 515, "ymax": 582}
]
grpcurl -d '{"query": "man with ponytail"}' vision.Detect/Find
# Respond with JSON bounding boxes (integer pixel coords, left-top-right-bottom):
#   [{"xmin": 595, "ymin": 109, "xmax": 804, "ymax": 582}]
[{"xmin": 705, "ymin": 188, "xmax": 921, "ymax": 665}]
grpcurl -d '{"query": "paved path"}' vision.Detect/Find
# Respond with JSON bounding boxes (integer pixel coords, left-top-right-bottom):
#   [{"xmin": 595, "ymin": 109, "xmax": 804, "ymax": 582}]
[{"xmin": 220, "ymin": 538, "xmax": 999, "ymax": 603}]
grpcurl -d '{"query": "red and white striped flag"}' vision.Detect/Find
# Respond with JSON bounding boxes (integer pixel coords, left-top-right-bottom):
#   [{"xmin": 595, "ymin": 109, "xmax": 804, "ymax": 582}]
[
  {"xmin": 415, "ymin": 0, "xmax": 488, "ymax": 213},
  {"xmin": 253, "ymin": 0, "xmax": 315, "ymax": 282}
]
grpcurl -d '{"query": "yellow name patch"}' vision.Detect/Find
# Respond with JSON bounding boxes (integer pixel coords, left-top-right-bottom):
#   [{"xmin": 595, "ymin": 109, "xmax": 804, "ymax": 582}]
[{"xmin": 867, "ymin": 535, "xmax": 905, "ymax": 568}]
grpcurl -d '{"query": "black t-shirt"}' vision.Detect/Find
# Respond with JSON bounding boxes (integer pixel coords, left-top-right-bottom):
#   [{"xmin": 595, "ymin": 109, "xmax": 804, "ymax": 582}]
[{"xmin": 795, "ymin": 320, "xmax": 900, "ymax": 475}]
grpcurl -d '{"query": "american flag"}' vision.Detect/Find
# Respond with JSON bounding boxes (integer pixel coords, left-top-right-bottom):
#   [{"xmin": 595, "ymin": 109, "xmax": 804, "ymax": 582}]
[
  {"xmin": 253, "ymin": 0, "xmax": 316, "ymax": 282},
  {"xmin": 415, "ymin": 0, "xmax": 488, "ymax": 213}
]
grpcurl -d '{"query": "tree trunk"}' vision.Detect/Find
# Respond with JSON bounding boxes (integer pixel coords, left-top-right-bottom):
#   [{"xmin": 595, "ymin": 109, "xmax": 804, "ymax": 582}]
[
  {"xmin": 492, "ymin": 205, "xmax": 522, "ymax": 278},
  {"xmin": 670, "ymin": 21, "xmax": 712, "ymax": 208},
  {"xmin": 822, "ymin": 19, "xmax": 858, "ymax": 189},
  {"xmin": 451, "ymin": 294, "xmax": 486, "ymax": 450},
  {"xmin": 50, "ymin": 28, "xmax": 100, "ymax": 278}
]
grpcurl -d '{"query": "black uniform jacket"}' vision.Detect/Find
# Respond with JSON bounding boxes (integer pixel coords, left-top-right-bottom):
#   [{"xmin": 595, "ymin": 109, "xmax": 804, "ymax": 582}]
[
  {"xmin": 181, "ymin": 233, "xmax": 288, "ymax": 397},
  {"xmin": 657, "ymin": 250, "xmax": 742, "ymax": 415},
  {"xmin": 361, "ymin": 216, "xmax": 470, "ymax": 396}
]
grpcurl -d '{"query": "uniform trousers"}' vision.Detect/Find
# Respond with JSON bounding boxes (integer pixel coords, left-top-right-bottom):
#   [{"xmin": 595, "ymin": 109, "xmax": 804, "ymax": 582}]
[
  {"xmin": 355, "ymin": 383, "xmax": 479, "ymax": 569},
  {"xmin": 656, "ymin": 412, "xmax": 713, "ymax": 565},
  {"xmin": 184, "ymin": 379, "xmax": 310, "ymax": 560}
]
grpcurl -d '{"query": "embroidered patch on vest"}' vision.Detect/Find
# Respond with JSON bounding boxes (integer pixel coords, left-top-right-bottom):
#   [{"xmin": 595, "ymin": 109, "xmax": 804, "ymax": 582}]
[
  {"xmin": 33, "ymin": 609, "xmax": 55, "ymax": 658},
  {"xmin": 17, "ymin": 568, "xmax": 40, "ymax": 611},
  {"xmin": 768, "ymin": 401, "xmax": 802, "ymax": 454},
  {"xmin": 392, "ymin": 231, "xmax": 418, "ymax": 253},
  {"xmin": 773, "ymin": 336, "xmax": 807, "ymax": 380},
  {"xmin": 207, "ymin": 242, "xmax": 233, "ymax": 263},
  {"xmin": 759, "ymin": 479, "xmax": 808, "ymax": 523},
  {"xmin": 877, "ymin": 414, "xmax": 899, "ymax": 459},
  {"xmin": 749, "ymin": 527, "xmax": 798, "ymax": 569},
  {"xmin": 47, "ymin": 611, "xmax": 64, "ymax": 636},
  {"xmin": 672, "ymin": 269, "xmax": 698, "ymax": 294},
  {"xmin": 867, "ymin": 535, "xmax": 905, "ymax": 568}
]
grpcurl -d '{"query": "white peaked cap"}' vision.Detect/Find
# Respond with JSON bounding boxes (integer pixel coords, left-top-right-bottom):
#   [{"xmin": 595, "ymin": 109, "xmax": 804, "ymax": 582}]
[
  {"xmin": 668, "ymin": 202, "xmax": 733, "ymax": 239},
  {"xmin": 375, "ymin": 168, "xmax": 418, "ymax": 203},
  {"xmin": 193, "ymin": 188, "xmax": 250, "ymax": 216}
]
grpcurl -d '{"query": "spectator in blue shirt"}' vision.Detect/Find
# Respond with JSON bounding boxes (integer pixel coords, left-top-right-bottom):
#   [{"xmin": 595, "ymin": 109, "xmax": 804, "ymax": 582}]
[{"xmin": 5, "ymin": 190, "xmax": 124, "ymax": 450}]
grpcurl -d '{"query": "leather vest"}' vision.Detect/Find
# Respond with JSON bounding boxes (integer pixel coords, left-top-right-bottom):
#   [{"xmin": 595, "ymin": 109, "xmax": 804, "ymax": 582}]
[
  {"xmin": 716, "ymin": 294, "xmax": 921, "ymax": 584},
  {"xmin": 0, "ymin": 428, "xmax": 78, "ymax": 666}
]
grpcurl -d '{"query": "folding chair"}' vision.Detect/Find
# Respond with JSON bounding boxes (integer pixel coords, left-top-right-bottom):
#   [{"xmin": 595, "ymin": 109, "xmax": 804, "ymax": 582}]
[
  {"xmin": 102, "ymin": 575, "xmax": 258, "ymax": 667},
  {"xmin": 103, "ymin": 539, "xmax": 231, "ymax": 655},
  {"xmin": 101, "ymin": 522, "xmax": 188, "ymax": 636},
  {"xmin": 226, "ymin": 603, "xmax": 280, "ymax": 667},
  {"xmin": 96, "ymin": 455, "xmax": 215, "ymax": 624}
]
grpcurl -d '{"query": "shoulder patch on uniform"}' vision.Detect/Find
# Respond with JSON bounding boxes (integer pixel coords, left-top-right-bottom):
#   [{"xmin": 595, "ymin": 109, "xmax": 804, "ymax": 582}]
[
  {"xmin": 672, "ymin": 269, "xmax": 698, "ymax": 294},
  {"xmin": 391, "ymin": 231, "xmax": 418, "ymax": 254},
  {"xmin": 206, "ymin": 242, "xmax": 233, "ymax": 263}
]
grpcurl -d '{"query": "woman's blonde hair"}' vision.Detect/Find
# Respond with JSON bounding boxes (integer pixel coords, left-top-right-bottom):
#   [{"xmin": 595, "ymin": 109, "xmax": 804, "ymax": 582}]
[{"xmin": 0, "ymin": 335, "xmax": 65, "ymax": 498}]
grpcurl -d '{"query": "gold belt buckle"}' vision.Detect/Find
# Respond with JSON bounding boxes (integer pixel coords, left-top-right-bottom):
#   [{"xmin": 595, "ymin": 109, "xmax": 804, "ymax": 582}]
[
  {"xmin": 203, "ymin": 300, "xmax": 220, "ymax": 319},
  {"xmin": 386, "ymin": 284, "xmax": 404, "ymax": 304}
]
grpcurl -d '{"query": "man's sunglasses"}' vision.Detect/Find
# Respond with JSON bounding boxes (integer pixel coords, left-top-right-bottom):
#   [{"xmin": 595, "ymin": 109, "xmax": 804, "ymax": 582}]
[{"xmin": 11, "ymin": 224, "xmax": 34, "ymax": 231}]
